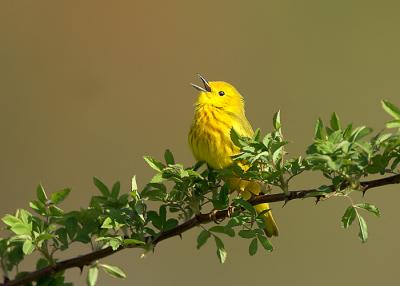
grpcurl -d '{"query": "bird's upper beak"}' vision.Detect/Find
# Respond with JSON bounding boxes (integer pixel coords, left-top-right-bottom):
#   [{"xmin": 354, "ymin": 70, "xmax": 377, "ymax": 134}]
[{"xmin": 191, "ymin": 74, "xmax": 212, "ymax": 92}]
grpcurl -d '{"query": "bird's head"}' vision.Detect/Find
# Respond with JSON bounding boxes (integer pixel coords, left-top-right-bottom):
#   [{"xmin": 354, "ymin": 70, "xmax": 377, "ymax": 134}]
[{"xmin": 191, "ymin": 74, "xmax": 245, "ymax": 113}]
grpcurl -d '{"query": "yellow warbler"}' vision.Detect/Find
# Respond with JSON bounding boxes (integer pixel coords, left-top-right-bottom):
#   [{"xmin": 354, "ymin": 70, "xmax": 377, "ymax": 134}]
[{"xmin": 188, "ymin": 74, "xmax": 279, "ymax": 237}]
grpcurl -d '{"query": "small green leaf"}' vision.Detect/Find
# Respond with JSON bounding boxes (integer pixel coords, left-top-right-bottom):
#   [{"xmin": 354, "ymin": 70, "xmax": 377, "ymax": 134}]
[
  {"xmin": 131, "ymin": 176, "xmax": 138, "ymax": 192},
  {"xmin": 87, "ymin": 265, "xmax": 99, "ymax": 286},
  {"xmin": 257, "ymin": 235, "xmax": 273, "ymax": 252},
  {"xmin": 101, "ymin": 217, "xmax": 113, "ymax": 229},
  {"xmin": 36, "ymin": 258, "xmax": 49, "ymax": 270},
  {"xmin": 147, "ymin": 211, "xmax": 162, "ymax": 230},
  {"xmin": 330, "ymin": 112, "xmax": 341, "ymax": 131},
  {"xmin": 36, "ymin": 184, "xmax": 47, "ymax": 203},
  {"xmin": 111, "ymin": 182, "xmax": 120, "ymax": 198},
  {"xmin": 230, "ymin": 128, "xmax": 243, "ymax": 147},
  {"xmin": 382, "ymin": 100, "xmax": 400, "ymax": 119},
  {"xmin": 273, "ymin": 110, "xmax": 281, "ymax": 130},
  {"xmin": 164, "ymin": 149, "xmax": 175, "ymax": 165},
  {"xmin": 253, "ymin": 128, "xmax": 261, "ymax": 141},
  {"xmin": 355, "ymin": 203, "xmax": 380, "ymax": 217},
  {"xmin": 249, "ymin": 238, "xmax": 258, "ymax": 256},
  {"xmin": 209, "ymin": 226, "xmax": 235, "ymax": 237},
  {"xmin": 50, "ymin": 188, "xmax": 71, "ymax": 205},
  {"xmin": 143, "ymin": 156, "xmax": 165, "ymax": 172},
  {"xmin": 159, "ymin": 205, "xmax": 167, "ymax": 225},
  {"xmin": 22, "ymin": 239, "xmax": 34, "ymax": 255},
  {"xmin": 2, "ymin": 214, "xmax": 21, "ymax": 227},
  {"xmin": 11, "ymin": 223, "xmax": 32, "ymax": 235},
  {"xmin": 350, "ymin": 126, "xmax": 372, "ymax": 142},
  {"xmin": 314, "ymin": 118, "xmax": 324, "ymax": 139},
  {"xmin": 386, "ymin": 119, "xmax": 400, "ymax": 129},
  {"xmin": 238, "ymin": 229, "xmax": 256, "ymax": 239},
  {"xmin": 164, "ymin": 218, "xmax": 179, "ymax": 231},
  {"xmin": 100, "ymin": 264, "xmax": 126, "ymax": 279},
  {"xmin": 341, "ymin": 206, "xmax": 356, "ymax": 229},
  {"xmin": 214, "ymin": 236, "xmax": 227, "ymax": 264},
  {"xmin": 123, "ymin": 239, "xmax": 145, "ymax": 246},
  {"xmin": 29, "ymin": 200, "xmax": 46, "ymax": 215},
  {"xmin": 197, "ymin": 230, "xmax": 211, "ymax": 249},
  {"xmin": 35, "ymin": 233, "xmax": 54, "ymax": 243},
  {"xmin": 93, "ymin": 177, "xmax": 110, "ymax": 197},
  {"xmin": 150, "ymin": 173, "xmax": 164, "ymax": 184},
  {"xmin": 357, "ymin": 214, "xmax": 368, "ymax": 243}
]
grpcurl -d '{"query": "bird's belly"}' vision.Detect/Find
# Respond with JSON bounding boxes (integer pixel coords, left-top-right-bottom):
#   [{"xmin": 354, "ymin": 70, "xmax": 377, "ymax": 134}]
[{"xmin": 189, "ymin": 122, "xmax": 237, "ymax": 169}]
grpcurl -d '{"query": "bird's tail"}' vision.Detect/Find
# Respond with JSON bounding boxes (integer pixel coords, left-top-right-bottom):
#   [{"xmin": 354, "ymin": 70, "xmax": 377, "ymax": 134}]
[{"xmin": 253, "ymin": 203, "xmax": 279, "ymax": 237}]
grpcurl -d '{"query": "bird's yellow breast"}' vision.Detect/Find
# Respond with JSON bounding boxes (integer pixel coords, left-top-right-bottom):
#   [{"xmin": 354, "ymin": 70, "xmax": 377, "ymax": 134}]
[{"xmin": 189, "ymin": 105, "xmax": 241, "ymax": 169}]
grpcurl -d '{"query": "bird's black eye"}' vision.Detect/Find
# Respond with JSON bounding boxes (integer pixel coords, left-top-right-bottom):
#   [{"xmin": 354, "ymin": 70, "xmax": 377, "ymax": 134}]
[{"xmin": 218, "ymin": 91, "xmax": 225, "ymax": 96}]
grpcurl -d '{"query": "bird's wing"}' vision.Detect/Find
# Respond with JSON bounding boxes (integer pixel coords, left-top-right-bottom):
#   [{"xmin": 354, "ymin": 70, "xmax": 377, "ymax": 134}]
[{"xmin": 229, "ymin": 111, "xmax": 254, "ymax": 138}]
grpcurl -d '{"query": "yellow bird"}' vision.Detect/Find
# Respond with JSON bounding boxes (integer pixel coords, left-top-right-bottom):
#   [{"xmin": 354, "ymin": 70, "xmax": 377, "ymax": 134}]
[{"xmin": 188, "ymin": 74, "xmax": 279, "ymax": 237}]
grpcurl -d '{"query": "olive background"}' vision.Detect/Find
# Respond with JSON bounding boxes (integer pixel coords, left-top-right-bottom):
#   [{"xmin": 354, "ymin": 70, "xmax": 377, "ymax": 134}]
[{"xmin": 1, "ymin": 1, "xmax": 400, "ymax": 285}]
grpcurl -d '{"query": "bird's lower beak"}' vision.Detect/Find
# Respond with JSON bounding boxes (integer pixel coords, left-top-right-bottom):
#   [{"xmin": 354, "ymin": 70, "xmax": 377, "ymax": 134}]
[{"xmin": 191, "ymin": 74, "xmax": 212, "ymax": 92}]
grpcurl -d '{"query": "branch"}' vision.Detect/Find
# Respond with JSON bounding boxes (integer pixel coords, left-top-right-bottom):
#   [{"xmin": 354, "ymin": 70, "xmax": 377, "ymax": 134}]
[{"xmin": 2, "ymin": 174, "xmax": 400, "ymax": 286}]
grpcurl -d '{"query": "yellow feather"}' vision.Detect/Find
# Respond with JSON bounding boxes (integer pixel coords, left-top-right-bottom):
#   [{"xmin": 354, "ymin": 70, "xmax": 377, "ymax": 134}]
[{"xmin": 188, "ymin": 77, "xmax": 279, "ymax": 237}]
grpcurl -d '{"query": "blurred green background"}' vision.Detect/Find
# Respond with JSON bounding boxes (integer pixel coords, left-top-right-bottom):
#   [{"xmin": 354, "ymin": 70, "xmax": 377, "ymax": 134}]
[{"xmin": 1, "ymin": 1, "xmax": 400, "ymax": 285}]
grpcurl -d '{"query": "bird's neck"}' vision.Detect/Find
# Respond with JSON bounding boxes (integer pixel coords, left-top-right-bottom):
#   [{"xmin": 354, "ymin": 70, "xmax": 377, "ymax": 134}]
[{"xmin": 195, "ymin": 103, "xmax": 244, "ymax": 117}]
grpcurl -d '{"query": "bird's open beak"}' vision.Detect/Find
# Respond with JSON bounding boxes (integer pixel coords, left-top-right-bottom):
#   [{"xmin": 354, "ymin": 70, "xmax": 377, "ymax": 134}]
[{"xmin": 190, "ymin": 74, "xmax": 212, "ymax": 92}]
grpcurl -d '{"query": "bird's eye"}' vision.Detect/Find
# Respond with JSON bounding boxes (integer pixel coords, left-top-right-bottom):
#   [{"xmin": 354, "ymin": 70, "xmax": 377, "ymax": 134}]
[{"xmin": 218, "ymin": 91, "xmax": 225, "ymax": 96}]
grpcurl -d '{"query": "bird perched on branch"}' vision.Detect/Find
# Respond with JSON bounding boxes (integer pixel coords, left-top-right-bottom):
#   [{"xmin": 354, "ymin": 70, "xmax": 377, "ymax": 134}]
[{"xmin": 188, "ymin": 74, "xmax": 279, "ymax": 237}]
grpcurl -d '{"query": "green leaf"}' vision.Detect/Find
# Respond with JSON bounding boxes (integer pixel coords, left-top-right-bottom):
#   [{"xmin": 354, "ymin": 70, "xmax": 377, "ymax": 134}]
[
  {"xmin": 22, "ymin": 239, "xmax": 35, "ymax": 255},
  {"xmin": 314, "ymin": 118, "xmax": 324, "ymax": 139},
  {"xmin": 93, "ymin": 177, "xmax": 110, "ymax": 197},
  {"xmin": 257, "ymin": 235, "xmax": 273, "ymax": 252},
  {"xmin": 273, "ymin": 110, "xmax": 281, "ymax": 130},
  {"xmin": 357, "ymin": 214, "xmax": 368, "ymax": 243},
  {"xmin": 350, "ymin": 126, "xmax": 372, "ymax": 142},
  {"xmin": 150, "ymin": 173, "xmax": 164, "ymax": 184},
  {"xmin": 159, "ymin": 205, "xmax": 167, "ymax": 225},
  {"xmin": 238, "ymin": 229, "xmax": 256, "ymax": 239},
  {"xmin": 36, "ymin": 258, "xmax": 49, "ymax": 270},
  {"xmin": 11, "ymin": 223, "xmax": 32, "ymax": 236},
  {"xmin": 330, "ymin": 112, "xmax": 341, "ymax": 131},
  {"xmin": 87, "ymin": 265, "xmax": 99, "ymax": 286},
  {"xmin": 253, "ymin": 128, "xmax": 261, "ymax": 141},
  {"xmin": 2, "ymin": 214, "xmax": 21, "ymax": 227},
  {"xmin": 147, "ymin": 211, "xmax": 162, "ymax": 230},
  {"xmin": 100, "ymin": 264, "xmax": 126, "ymax": 279},
  {"xmin": 230, "ymin": 128, "xmax": 243, "ymax": 147},
  {"xmin": 143, "ymin": 156, "xmax": 165, "ymax": 172},
  {"xmin": 35, "ymin": 233, "xmax": 54, "ymax": 243},
  {"xmin": 355, "ymin": 203, "xmax": 380, "ymax": 217},
  {"xmin": 197, "ymin": 230, "xmax": 211, "ymax": 249},
  {"xmin": 111, "ymin": 182, "xmax": 120, "ymax": 198},
  {"xmin": 164, "ymin": 218, "xmax": 179, "ymax": 231},
  {"xmin": 249, "ymin": 238, "xmax": 258, "ymax": 256},
  {"xmin": 29, "ymin": 200, "xmax": 46, "ymax": 215},
  {"xmin": 341, "ymin": 206, "xmax": 356, "ymax": 229},
  {"xmin": 382, "ymin": 100, "xmax": 400, "ymax": 119},
  {"xmin": 131, "ymin": 176, "xmax": 138, "ymax": 192},
  {"xmin": 212, "ymin": 184, "xmax": 229, "ymax": 210},
  {"xmin": 386, "ymin": 119, "xmax": 400, "ymax": 129},
  {"xmin": 214, "ymin": 236, "xmax": 227, "ymax": 264},
  {"xmin": 36, "ymin": 184, "xmax": 47, "ymax": 203},
  {"xmin": 50, "ymin": 188, "xmax": 71, "ymax": 205},
  {"xmin": 101, "ymin": 217, "xmax": 113, "ymax": 229},
  {"xmin": 164, "ymin": 149, "xmax": 175, "ymax": 165},
  {"xmin": 123, "ymin": 238, "xmax": 145, "ymax": 246},
  {"xmin": 209, "ymin": 226, "xmax": 235, "ymax": 237}
]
